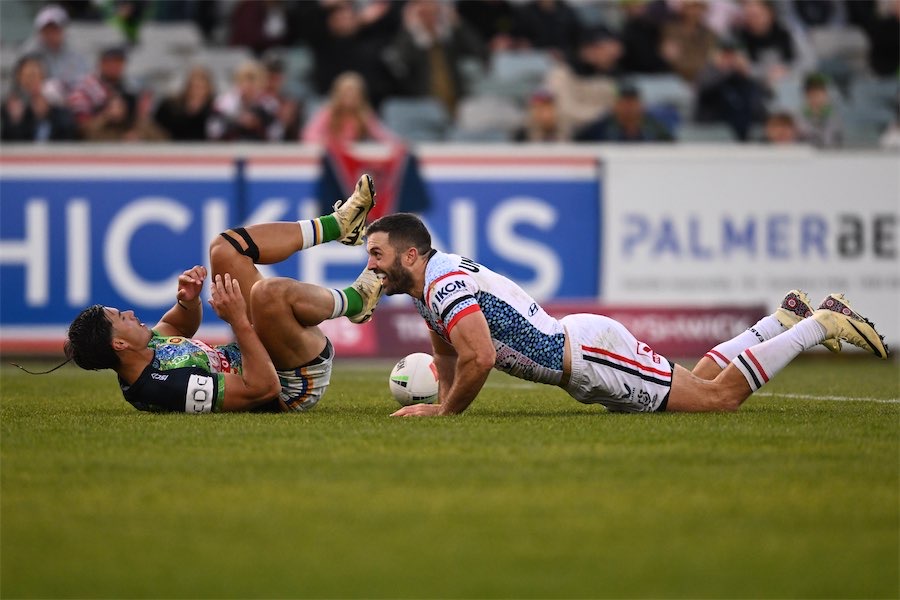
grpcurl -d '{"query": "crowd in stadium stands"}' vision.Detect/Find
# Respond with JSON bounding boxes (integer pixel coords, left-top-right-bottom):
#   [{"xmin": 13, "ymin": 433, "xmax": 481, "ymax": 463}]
[{"xmin": 2, "ymin": 0, "xmax": 898, "ymax": 147}]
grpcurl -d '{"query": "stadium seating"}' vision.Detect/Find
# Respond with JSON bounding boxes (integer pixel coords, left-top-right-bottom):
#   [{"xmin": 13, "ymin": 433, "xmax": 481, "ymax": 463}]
[
  {"xmin": 65, "ymin": 22, "xmax": 127, "ymax": 59},
  {"xmin": 474, "ymin": 49, "xmax": 553, "ymax": 100},
  {"xmin": 381, "ymin": 97, "xmax": 451, "ymax": 142},
  {"xmin": 452, "ymin": 94, "xmax": 523, "ymax": 142},
  {"xmin": 137, "ymin": 23, "xmax": 203, "ymax": 58},
  {"xmin": 677, "ymin": 123, "xmax": 737, "ymax": 143},
  {"xmin": 631, "ymin": 74, "xmax": 695, "ymax": 122},
  {"xmin": 191, "ymin": 47, "xmax": 255, "ymax": 92}
]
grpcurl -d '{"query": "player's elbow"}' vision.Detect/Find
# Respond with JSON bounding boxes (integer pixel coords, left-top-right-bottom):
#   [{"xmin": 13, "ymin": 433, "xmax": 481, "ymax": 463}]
[
  {"xmin": 244, "ymin": 373, "xmax": 281, "ymax": 406},
  {"xmin": 259, "ymin": 375, "xmax": 282, "ymax": 403},
  {"xmin": 473, "ymin": 345, "xmax": 496, "ymax": 373}
]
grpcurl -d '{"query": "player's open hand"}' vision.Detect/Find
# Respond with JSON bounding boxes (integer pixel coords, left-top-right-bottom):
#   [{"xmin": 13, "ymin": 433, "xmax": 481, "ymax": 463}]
[
  {"xmin": 176, "ymin": 265, "xmax": 207, "ymax": 305},
  {"xmin": 390, "ymin": 403, "xmax": 443, "ymax": 417},
  {"xmin": 208, "ymin": 273, "xmax": 248, "ymax": 326}
]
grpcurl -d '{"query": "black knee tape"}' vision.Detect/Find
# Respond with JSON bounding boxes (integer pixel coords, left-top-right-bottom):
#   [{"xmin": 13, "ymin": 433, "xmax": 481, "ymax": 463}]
[{"xmin": 220, "ymin": 227, "xmax": 260, "ymax": 263}]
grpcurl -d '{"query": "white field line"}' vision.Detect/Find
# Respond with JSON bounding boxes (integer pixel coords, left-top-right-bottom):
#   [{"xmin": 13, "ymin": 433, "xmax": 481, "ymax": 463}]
[
  {"xmin": 755, "ymin": 392, "xmax": 900, "ymax": 404},
  {"xmin": 482, "ymin": 383, "xmax": 900, "ymax": 404}
]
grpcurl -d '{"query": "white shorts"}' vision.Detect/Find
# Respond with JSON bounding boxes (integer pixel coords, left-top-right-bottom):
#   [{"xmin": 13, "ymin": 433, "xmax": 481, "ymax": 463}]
[
  {"xmin": 561, "ymin": 314, "xmax": 674, "ymax": 413},
  {"xmin": 277, "ymin": 339, "xmax": 333, "ymax": 411}
]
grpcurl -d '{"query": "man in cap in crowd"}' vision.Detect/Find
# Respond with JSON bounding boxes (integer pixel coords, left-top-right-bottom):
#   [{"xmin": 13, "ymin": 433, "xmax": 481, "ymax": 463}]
[
  {"xmin": 66, "ymin": 43, "xmax": 139, "ymax": 139},
  {"xmin": 19, "ymin": 4, "xmax": 90, "ymax": 96}
]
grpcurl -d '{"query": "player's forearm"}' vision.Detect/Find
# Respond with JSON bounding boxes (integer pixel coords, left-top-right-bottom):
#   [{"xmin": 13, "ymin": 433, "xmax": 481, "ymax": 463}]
[
  {"xmin": 230, "ymin": 321, "xmax": 280, "ymax": 402},
  {"xmin": 433, "ymin": 353, "xmax": 456, "ymax": 404},
  {"xmin": 160, "ymin": 297, "xmax": 202, "ymax": 337},
  {"xmin": 439, "ymin": 357, "xmax": 492, "ymax": 415}
]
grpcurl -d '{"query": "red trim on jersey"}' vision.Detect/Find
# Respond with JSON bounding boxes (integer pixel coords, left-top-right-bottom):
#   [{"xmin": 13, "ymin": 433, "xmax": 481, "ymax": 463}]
[
  {"xmin": 581, "ymin": 345, "xmax": 672, "ymax": 378},
  {"xmin": 445, "ymin": 304, "xmax": 482, "ymax": 336},
  {"xmin": 744, "ymin": 349, "xmax": 769, "ymax": 383},
  {"xmin": 706, "ymin": 349, "xmax": 729, "ymax": 365},
  {"xmin": 425, "ymin": 270, "xmax": 469, "ymax": 305}
]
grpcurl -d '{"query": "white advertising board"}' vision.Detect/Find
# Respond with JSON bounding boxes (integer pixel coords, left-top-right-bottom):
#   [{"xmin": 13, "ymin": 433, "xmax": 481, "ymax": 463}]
[{"xmin": 603, "ymin": 150, "xmax": 900, "ymax": 347}]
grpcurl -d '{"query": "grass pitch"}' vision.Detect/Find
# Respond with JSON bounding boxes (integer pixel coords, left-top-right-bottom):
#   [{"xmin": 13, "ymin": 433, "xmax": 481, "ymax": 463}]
[{"xmin": 1, "ymin": 355, "xmax": 898, "ymax": 599}]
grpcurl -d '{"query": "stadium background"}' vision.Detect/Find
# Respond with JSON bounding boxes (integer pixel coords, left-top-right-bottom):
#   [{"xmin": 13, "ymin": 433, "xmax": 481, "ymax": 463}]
[
  {"xmin": 1, "ymin": 3, "xmax": 899, "ymax": 599},
  {"xmin": 1, "ymin": 0, "xmax": 898, "ymax": 359},
  {"xmin": 1, "ymin": 144, "xmax": 898, "ymax": 358}
]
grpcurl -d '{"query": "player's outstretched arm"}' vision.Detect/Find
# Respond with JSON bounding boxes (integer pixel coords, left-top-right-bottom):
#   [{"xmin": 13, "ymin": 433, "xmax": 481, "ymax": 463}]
[
  {"xmin": 208, "ymin": 274, "xmax": 281, "ymax": 412},
  {"xmin": 392, "ymin": 311, "xmax": 495, "ymax": 417},
  {"xmin": 156, "ymin": 266, "xmax": 207, "ymax": 337}
]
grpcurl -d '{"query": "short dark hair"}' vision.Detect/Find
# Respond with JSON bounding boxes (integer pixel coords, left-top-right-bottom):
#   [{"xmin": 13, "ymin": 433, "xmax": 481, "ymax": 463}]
[
  {"xmin": 366, "ymin": 212, "xmax": 433, "ymax": 256},
  {"xmin": 64, "ymin": 304, "xmax": 119, "ymax": 370}
]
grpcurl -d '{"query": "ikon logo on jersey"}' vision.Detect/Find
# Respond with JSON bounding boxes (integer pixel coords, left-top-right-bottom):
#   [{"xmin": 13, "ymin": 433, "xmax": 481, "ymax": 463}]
[{"xmin": 433, "ymin": 280, "xmax": 468, "ymax": 303}]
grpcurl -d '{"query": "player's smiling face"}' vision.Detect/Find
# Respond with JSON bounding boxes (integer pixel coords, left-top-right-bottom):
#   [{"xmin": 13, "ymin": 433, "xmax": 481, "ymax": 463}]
[
  {"xmin": 366, "ymin": 232, "xmax": 416, "ymax": 297},
  {"xmin": 104, "ymin": 307, "xmax": 152, "ymax": 346}
]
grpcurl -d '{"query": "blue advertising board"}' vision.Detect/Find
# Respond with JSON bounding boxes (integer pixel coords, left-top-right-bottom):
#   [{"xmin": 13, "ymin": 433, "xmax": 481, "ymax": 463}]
[{"xmin": 0, "ymin": 152, "xmax": 601, "ymax": 348}]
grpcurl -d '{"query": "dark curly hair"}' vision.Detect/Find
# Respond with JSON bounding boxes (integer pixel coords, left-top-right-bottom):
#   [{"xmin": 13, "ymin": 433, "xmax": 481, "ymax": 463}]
[{"xmin": 64, "ymin": 304, "xmax": 119, "ymax": 370}]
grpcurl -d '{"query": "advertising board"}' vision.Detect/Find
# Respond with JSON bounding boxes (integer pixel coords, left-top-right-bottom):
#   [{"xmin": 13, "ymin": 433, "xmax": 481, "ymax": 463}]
[
  {"xmin": 603, "ymin": 152, "xmax": 900, "ymax": 345},
  {"xmin": 0, "ymin": 149, "xmax": 600, "ymax": 352}
]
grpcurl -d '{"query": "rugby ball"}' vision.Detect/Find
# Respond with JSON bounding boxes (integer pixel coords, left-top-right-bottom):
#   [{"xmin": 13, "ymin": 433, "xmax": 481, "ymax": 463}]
[{"xmin": 389, "ymin": 353, "xmax": 439, "ymax": 406}]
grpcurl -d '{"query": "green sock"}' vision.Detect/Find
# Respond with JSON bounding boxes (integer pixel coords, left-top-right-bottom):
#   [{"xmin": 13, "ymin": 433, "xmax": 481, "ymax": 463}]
[
  {"xmin": 343, "ymin": 286, "xmax": 363, "ymax": 316},
  {"xmin": 320, "ymin": 215, "xmax": 342, "ymax": 242}
]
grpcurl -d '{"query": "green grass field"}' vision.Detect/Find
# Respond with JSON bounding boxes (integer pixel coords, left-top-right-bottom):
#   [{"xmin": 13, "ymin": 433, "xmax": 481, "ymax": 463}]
[{"xmin": 2, "ymin": 355, "xmax": 898, "ymax": 599}]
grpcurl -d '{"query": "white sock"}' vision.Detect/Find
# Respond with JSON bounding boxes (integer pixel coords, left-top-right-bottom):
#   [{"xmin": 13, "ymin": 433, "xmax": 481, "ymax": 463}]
[
  {"xmin": 329, "ymin": 288, "xmax": 348, "ymax": 319},
  {"xmin": 704, "ymin": 314, "xmax": 786, "ymax": 368},
  {"xmin": 733, "ymin": 318, "xmax": 827, "ymax": 392},
  {"xmin": 298, "ymin": 219, "xmax": 323, "ymax": 250}
]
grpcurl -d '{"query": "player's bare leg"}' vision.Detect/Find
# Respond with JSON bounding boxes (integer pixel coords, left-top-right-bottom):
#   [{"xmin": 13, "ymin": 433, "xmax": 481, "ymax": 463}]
[
  {"xmin": 667, "ymin": 364, "xmax": 751, "ymax": 412},
  {"xmin": 249, "ymin": 277, "xmax": 334, "ymax": 368},
  {"xmin": 208, "ymin": 174, "xmax": 377, "ymax": 320}
]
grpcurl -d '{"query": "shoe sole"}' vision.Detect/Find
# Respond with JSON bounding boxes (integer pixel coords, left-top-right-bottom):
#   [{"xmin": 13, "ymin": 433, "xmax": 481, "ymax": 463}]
[{"xmin": 339, "ymin": 175, "xmax": 376, "ymax": 246}]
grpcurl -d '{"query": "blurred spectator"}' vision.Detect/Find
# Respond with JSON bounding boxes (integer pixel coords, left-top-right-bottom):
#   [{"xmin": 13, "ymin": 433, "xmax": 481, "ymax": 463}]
[
  {"xmin": 732, "ymin": 0, "xmax": 797, "ymax": 83},
  {"xmin": 456, "ymin": 0, "xmax": 523, "ymax": 52},
  {"xmin": 796, "ymin": 73, "xmax": 843, "ymax": 148},
  {"xmin": 99, "ymin": 0, "xmax": 149, "ymax": 45},
  {"xmin": 575, "ymin": 83, "xmax": 674, "ymax": 142},
  {"xmin": 80, "ymin": 89, "xmax": 168, "ymax": 142},
  {"xmin": 208, "ymin": 60, "xmax": 281, "ymax": 141},
  {"xmin": 301, "ymin": 71, "xmax": 399, "ymax": 144},
  {"xmin": 228, "ymin": 0, "xmax": 290, "ymax": 55},
  {"xmin": 2, "ymin": 54, "xmax": 78, "ymax": 142},
  {"xmin": 879, "ymin": 105, "xmax": 900, "ymax": 150},
  {"xmin": 861, "ymin": 0, "xmax": 900, "ymax": 77},
  {"xmin": 790, "ymin": 0, "xmax": 841, "ymax": 27},
  {"xmin": 19, "ymin": 4, "xmax": 90, "ymax": 97},
  {"xmin": 513, "ymin": 89, "xmax": 571, "ymax": 142},
  {"xmin": 660, "ymin": 0, "xmax": 719, "ymax": 83},
  {"xmin": 762, "ymin": 111, "xmax": 800, "ymax": 143},
  {"xmin": 543, "ymin": 28, "xmax": 620, "ymax": 135},
  {"xmin": 694, "ymin": 38, "xmax": 769, "ymax": 141},
  {"xmin": 153, "ymin": 66, "xmax": 216, "ymax": 141},
  {"xmin": 515, "ymin": 0, "xmax": 583, "ymax": 61},
  {"xmin": 701, "ymin": 0, "xmax": 743, "ymax": 37},
  {"xmin": 618, "ymin": 0, "xmax": 671, "ymax": 74},
  {"xmin": 569, "ymin": 27, "xmax": 624, "ymax": 77},
  {"xmin": 295, "ymin": 1, "xmax": 401, "ymax": 109},
  {"xmin": 67, "ymin": 45, "xmax": 137, "ymax": 137},
  {"xmin": 261, "ymin": 51, "xmax": 302, "ymax": 141},
  {"xmin": 382, "ymin": 0, "xmax": 486, "ymax": 115}
]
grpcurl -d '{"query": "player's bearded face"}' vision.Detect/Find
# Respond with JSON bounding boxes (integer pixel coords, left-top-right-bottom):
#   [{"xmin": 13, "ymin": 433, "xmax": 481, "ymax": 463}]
[{"xmin": 382, "ymin": 253, "xmax": 414, "ymax": 296}]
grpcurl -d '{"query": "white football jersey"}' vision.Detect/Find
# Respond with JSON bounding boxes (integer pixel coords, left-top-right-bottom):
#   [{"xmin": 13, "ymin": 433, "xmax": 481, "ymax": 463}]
[{"xmin": 413, "ymin": 252, "xmax": 566, "ymax": 385}]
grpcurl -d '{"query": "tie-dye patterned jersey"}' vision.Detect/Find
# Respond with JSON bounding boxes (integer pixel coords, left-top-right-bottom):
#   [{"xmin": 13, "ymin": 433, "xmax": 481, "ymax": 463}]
[
  {"xmin": 118, "ymin": 331, "xmax": 243, "ymax": 413},
  {"xmin": 412, "ymin": 252, "xmax": 566, "ymax": 385}
]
